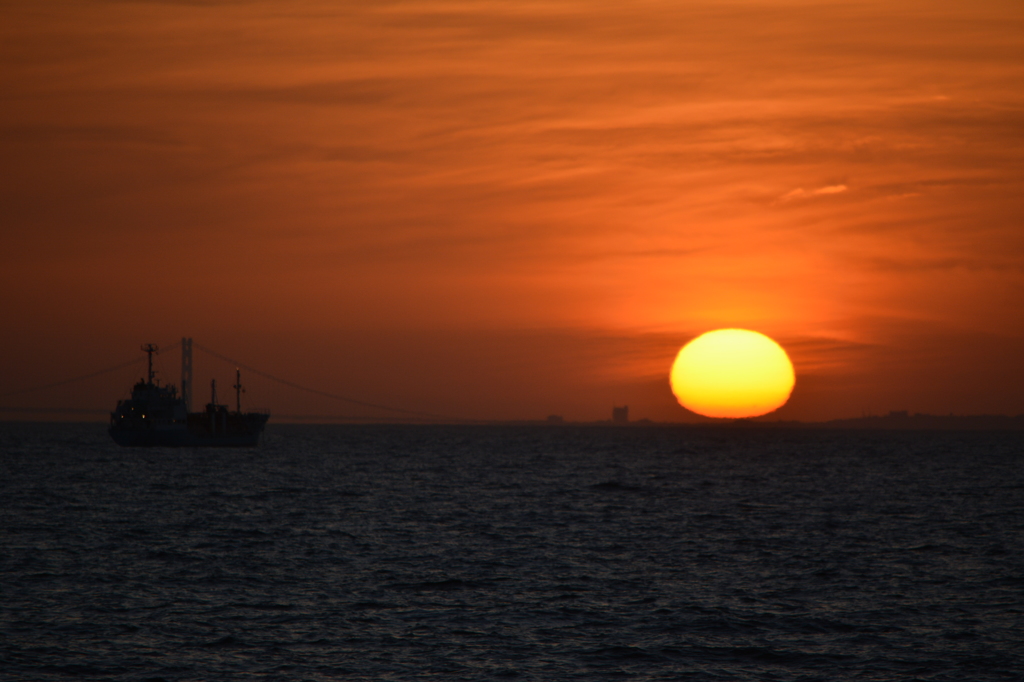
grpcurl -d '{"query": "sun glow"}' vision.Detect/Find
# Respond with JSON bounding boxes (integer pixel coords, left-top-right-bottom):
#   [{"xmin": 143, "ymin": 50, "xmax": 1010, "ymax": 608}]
[{"xmin": 670, "ymin": 329, "xmax": 795, "ymax": 418}]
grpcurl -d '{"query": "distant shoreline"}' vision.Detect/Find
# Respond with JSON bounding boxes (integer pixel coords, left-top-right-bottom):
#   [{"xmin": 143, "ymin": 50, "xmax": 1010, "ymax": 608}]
[{"xmin": 3, "ymin": 410, "xmax": 1024, "ymax": 430}]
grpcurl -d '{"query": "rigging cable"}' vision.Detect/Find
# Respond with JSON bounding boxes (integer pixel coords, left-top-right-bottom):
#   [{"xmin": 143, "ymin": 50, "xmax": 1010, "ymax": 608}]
[
  {"xmin": 0, "ymin": 355, "xmax": 146, "ymax": 399},
  {"xmin": 0, "ymin": 339, "xmax": 180, "ymax": 403},
  {"xmin": 192, "ymin": 342, "xmax": 464, "ymax": 422}
]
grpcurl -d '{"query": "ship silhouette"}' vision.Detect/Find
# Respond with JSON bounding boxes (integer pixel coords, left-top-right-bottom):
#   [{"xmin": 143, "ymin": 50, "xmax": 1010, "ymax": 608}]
[{"xmin": 109, "ymin": 341, "xmax": 269, "ymax": 447}]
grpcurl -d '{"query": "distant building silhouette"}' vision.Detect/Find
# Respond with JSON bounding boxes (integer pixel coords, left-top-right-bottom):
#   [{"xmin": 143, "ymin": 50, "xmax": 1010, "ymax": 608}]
[
  {"xmin": 546, "ymin": 414, "xmax": 564, "ymax": 424},
  {"xmin": 612, "ymin": 405, "xmax": 629, "ymax": 423},
  {"xmin": 820, "ymin": 412, "xmax": 1024, "ymax": 430}
]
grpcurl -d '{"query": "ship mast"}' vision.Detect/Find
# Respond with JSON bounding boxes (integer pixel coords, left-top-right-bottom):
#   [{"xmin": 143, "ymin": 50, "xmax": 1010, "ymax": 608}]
[
  {"xmin": 233, "ymin": 368, "xmax": 243, "ymax": 414},
  {"xmin": 181, "ymin": 337, "xmax": 193, "ymax": 412},
  {"xmin": 141, "ymin": 343, "xmax": 158, "ymax": 384}
]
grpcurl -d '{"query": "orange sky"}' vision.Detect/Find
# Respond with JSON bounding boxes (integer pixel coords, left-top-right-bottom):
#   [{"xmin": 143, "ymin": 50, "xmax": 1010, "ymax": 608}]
[{"xmin": 2, "ymin": 0, "xmax": 1023, "ymax": 422}]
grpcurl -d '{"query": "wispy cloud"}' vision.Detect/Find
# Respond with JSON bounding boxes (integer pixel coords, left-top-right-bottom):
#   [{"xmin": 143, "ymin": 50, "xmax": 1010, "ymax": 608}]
[{"xmin": 777, "ymin": 184, "xmax": 849, "ymax": 203}]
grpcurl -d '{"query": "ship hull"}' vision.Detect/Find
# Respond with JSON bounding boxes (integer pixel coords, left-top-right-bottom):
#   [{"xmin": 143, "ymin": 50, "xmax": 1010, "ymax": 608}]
[
  {"xmin": 109, "ymin": 426, "xmax": 264, "ymax": 447},
  {"xmin": 109, "ymin": 412, "xmax": 269, "ymax": 447}
]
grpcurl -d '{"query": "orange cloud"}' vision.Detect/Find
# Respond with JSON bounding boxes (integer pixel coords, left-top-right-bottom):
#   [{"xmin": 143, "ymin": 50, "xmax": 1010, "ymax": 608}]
[{"xmin": 777, "ymin": 184, "xmax": 849, "ymax": 203}]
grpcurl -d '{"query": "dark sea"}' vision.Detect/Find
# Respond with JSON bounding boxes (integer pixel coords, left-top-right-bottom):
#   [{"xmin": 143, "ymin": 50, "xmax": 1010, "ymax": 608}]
[{"xmin": 2, "ymin": 423, "xmax": 1022, "ymax": 681}]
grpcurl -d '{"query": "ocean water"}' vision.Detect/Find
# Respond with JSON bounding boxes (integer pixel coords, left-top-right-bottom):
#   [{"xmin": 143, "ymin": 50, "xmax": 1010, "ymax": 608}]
[{"xmin": 1, "ymin": 423, "xmax": 1022, "ymax": 681}]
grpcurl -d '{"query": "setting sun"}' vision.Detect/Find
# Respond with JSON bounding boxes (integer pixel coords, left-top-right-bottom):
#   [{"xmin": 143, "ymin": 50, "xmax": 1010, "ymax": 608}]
[{"xmin": 670, "ymin": 329, "xmax": 795, "ymax": 418}]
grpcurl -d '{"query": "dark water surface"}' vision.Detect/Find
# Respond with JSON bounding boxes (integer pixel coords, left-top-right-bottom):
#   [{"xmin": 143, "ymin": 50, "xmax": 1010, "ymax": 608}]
[{"xmin": 2, "ymin": 423, "xmax": 1022, "ymax": 680}]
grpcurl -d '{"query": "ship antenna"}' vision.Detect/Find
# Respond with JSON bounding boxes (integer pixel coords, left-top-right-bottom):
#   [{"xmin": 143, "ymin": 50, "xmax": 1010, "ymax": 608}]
[
  {"xmin": 181, "ymin": 337, "xmax": 192, "ymax": 412},
  {"xmin": 141, "ymin": 343, "xmax": 158, "ymax": 384},
  {"xmin": 211, "ymin": 378, "xmax": 217, "ymax": 406},
  {"xmin": 233, "ymin": 368, "xmax": 243, "ymax": 414}
]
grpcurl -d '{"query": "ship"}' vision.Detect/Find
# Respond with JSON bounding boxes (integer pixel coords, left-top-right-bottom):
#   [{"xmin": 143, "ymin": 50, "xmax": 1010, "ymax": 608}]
[{"xmin": 109, "ymin": 340, "xmax": 269, "ymax": 447}]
